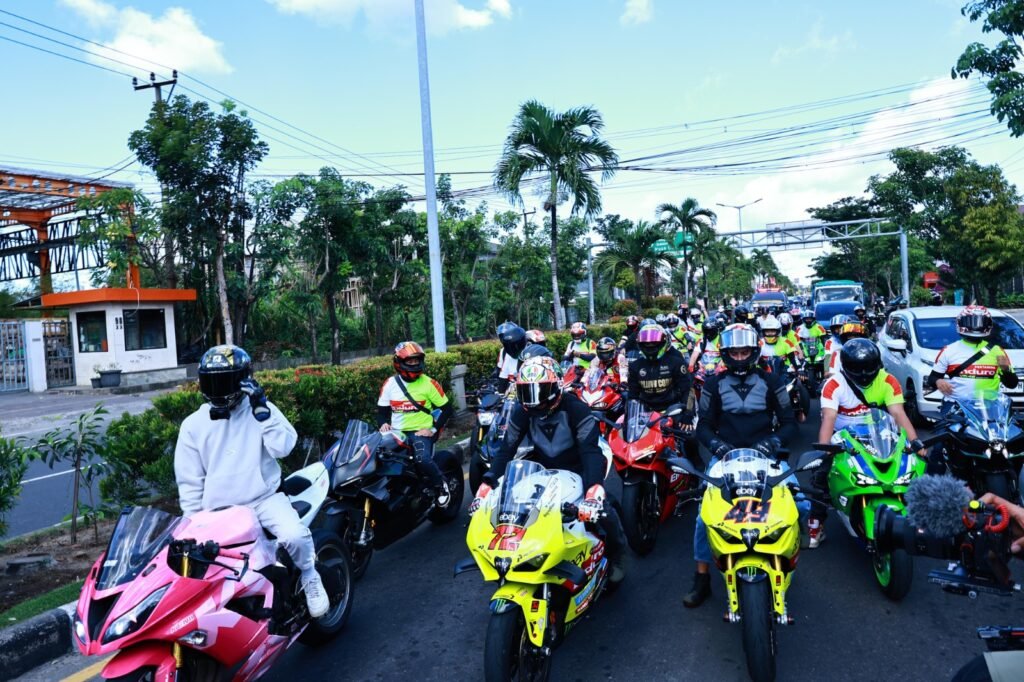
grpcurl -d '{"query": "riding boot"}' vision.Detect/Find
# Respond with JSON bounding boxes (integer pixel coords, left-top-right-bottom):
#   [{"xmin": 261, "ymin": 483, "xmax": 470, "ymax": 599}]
[{"xmin": 683, "ymin": 572, "xmax": 712, "ymax": 608}]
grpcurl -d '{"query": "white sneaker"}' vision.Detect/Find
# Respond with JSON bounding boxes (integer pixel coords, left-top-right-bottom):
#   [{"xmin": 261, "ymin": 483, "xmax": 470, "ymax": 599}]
[
  {"xmin": 303, "ymin": 572, "xmax": 330, "ymax": 618},
  {"xmin": 808, "ymin": 519, "xmax": 826, "ymax": 549},
  {"xmin": 435, "ymin": 480, "xmax": 451, "ymax": 507}
]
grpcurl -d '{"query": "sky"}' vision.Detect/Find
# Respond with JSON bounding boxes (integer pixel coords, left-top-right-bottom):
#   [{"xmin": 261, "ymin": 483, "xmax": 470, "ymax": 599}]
[{"xmin": 2, "ymin": 0, "xmax": 1023, "ymax": 287}]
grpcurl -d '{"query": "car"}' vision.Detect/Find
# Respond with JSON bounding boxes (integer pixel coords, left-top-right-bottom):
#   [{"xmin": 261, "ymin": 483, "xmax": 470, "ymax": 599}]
[
  {"xmin": 877, "ymin": 305, "xmax": 1024, "ymax": 424},
  {"xmin": 751, "ymin": 290, "xmax": 788, "ymax": 311}
]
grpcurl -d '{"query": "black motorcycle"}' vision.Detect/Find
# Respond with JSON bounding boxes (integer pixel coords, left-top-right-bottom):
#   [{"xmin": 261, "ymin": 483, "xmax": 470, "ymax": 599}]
[
  {"xmin": 766, "ymin": 356, "xmax": 810, "ymax": 422},
  {"xmin": 937, "ymin": 394, "xmax": 1024, "ymax": 502},
  {"xmin": 467, "ymin": 387, "xmax": 532, "ymax": 492},
  {"xmin": 323, "ymin": 419, "xmax": 465, "ymax": 579}
]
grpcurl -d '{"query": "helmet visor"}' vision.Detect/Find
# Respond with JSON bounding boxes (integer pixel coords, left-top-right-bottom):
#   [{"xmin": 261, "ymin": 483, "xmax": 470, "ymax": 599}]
[
  {"xmin": 516, "ymin": 381, "xmax": 558, "ymax": 410},
  {"xmin": 199, "ymin": 370, "xmax": 242, "ymax": 407}
]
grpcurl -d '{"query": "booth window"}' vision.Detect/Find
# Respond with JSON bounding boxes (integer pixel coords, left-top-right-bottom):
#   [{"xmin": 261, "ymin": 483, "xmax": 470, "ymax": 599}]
[
  {"xmin": 77, "ymin": 311, "xmax": 108, "ymax": 353},
  {"xmin": 123, "ymin": 309, "xmax": 166, "ymax": 351}
]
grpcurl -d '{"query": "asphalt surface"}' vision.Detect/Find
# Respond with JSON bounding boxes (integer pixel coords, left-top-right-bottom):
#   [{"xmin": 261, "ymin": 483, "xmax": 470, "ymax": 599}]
[
  {"xmin": 23, "ymin": 402, "xmax": 1020, "ymax": 682},
  {"xmin": 0, "ymin": 390, "xmax": 168, "ymax": 538}
]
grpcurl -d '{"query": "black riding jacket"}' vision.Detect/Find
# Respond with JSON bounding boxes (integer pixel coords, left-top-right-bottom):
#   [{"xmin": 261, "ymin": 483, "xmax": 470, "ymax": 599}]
[
  {"xmin": 485, "ymin": 392, "xmax": 605, "ymax": 490},
  {"xmin": 696, "ymin": 368, "xmax": 795, "ymax": 453},
  {"xmin": 626, "ymin": 346, "xmax": 693, "ymax": 412}
]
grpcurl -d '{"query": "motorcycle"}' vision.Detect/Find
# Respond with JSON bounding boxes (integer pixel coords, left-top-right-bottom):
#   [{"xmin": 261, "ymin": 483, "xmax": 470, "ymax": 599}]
[
  {"xmin": 765, "ymin": 356, "xmax": 810, "ymax": 423},
  {"xmin": 938, "ymin": 394, "xmax": 1024, "ymax": 502},
  {"xmin": 455, "ymin": 459, "xmax": 612, "ymax": 682},
  {"xmin": 574, "ymin": 366, "xmax": 624, "ymax": 435},
  {"xmin": 817, "ymin": 410, "xmax": 936, "ymax": 600},
  {"xmin": 800, "ymin": 340, "xmax": 823, "ymax": 397},
  {"xmin": 73, "ymin": 461, "xmax": 353, "ymax": 681},
  {"xmin": 468, "ymin": 384, "xmax": 509, "ymax": 492},
  {"xmin": 323, "ymin": 419, "xmax": 465, "ymax": 579},
  {"xmin": 669, "ymin": 449, "xmax": 825, "ymax": 682},
  {"xmin": 605, "ymin": 400, "xmax": 698, "ymax": 555}
]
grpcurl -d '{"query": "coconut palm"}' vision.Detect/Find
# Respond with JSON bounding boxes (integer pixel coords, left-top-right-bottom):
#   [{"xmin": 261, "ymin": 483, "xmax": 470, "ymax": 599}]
[
  {"xmin": 593, "ymin": 219, "xmax": 677, "ymax": 302},
  {"xmin": 656, "ymin": 198, "xmax": 717, "ymax": 303},
  {"xmin": 494, "ymin": 101, "xmax": 618, "ymax": 329}
]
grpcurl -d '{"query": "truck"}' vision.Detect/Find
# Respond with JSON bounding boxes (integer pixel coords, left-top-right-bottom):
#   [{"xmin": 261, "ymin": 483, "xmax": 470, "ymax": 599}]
[{"xmin": 810, "ymin": 280, "xmax": 864, "ymax": 323}]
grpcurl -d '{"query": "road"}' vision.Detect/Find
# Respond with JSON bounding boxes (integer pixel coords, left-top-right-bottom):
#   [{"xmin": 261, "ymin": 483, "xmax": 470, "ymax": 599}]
[
  {"xmin": 22, "ymin": 402, "xmax": 1018, "ymax": 682},
  {"xmin": 0, "ymin": 390, "xmax": 169, "ymax": 538}
]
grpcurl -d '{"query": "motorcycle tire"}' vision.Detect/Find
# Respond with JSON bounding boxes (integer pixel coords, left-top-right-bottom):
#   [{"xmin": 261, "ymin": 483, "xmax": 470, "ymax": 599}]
[
  {"xmin": 428, "ymin": 453, "xmax": 466, "ymax": 524},
  {"xmin": 299, "ymin": 530, "xmax": 354, "ymax": 646},
  {"xmin": 983, "ymin": 472, "xmax": 1019, "ymax": 504},
  {"xmin": 739, "ymin": 578, "xmax": 777, "ymax": 682},
  {"xmin": 621, "ymin": 481, "xmax": 660, "ymax": 556},
  {"xmin": 484, "ymin": 610, "xmax": 551, "ymax": 682},
  {"xmin": 874, "ymin": 548, "xmax": 913, "ymax": 601}
]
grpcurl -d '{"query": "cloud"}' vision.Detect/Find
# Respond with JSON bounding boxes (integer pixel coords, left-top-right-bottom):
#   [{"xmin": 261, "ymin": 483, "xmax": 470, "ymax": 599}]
[
  {"xmin": 267, "ymin": 0, "xmax": 512, "ymax": 33},
  {"xmin": 771, "ymin": 20, "xmax": 855, "ymax": 65},
  {"xmin": 620, "ymin": 0, "xmax": 652, "ymax": 25},
  {"xmin": 59, "ymin": 0, "xmax": 231, "ymax": 75}
]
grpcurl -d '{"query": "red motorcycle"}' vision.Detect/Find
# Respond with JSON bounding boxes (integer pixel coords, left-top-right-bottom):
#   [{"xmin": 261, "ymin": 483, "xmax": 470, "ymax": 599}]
[
  {"xmin": 605, "ymin": 400, "xmax": 699, "ymax": 555},
  {"xmin": 573, "ymin": 366, "xmax": 624, "ymax": 436}
]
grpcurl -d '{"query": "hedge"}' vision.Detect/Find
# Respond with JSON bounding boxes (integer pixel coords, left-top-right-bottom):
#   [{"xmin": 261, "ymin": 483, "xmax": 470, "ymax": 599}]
[{"xmin": 100, "ymin": 326, "xmax": 625, "ymax": 507}]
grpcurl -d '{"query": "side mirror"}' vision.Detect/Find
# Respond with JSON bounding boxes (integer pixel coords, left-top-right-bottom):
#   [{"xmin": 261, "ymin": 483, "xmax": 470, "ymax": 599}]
[
  {"xmin": 666, "ymin": 456, "xmax": 699, "ymax": 476},
  {"xmin": 662, "ymin": 403, "xmax": 685, "ymax": 418},
  {"xmin": 886, "ymin": 338, "xmax": 908, "ymax": 354},
  {"xmin": 794, "ymin": 449, "xmax": 830, "ymax": 472}
]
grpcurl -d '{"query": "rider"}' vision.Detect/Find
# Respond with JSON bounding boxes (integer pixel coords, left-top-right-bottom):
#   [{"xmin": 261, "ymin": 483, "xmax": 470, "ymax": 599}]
[
  {"xmin": 665, "ymin": 313, "xmax": 698, "ymax": 354},
  {"xmin": 593, "ymin": 336, "xmax": 623, "ymax": 382},
  {"xmin": 733, "ymin": 305, "xmax": 752, "ymax": 327},
  {"xmin": 778, "ymin": 312, "xmax": 803, "ymax": 357},
  {"xmin": 688, "ymin": 307, "xmax": 704, "ymax": 332},
  {"xmin": 175, "ymin": 345, "xmax": 329, "ymax": 618},
  {"xmin": 525, "ymin": 329, "xmax": 547, "ymax": 347},
  {"xmin": 563, "ymin": 321, "xmax": 597, "ymax": 371},
  {"xmin": 797, "ymin": 309, "xmax": 827, "ymax": 363},
  {"xmin": 376, "ymin": 341, "xmax": 455, "ymax": 506},
  {"xmin": 822, "ymin": 314, "xmax": 849, "ymax": 372},
  {"xmin": 494, "ymin": 321, "xmax": 527, "ymax": 392},
  {"xmin": 758, "ymin": 315, "xmax": 800, "ymax": 370},
  {"xmin": 626, "ymin": 323, "xmax": 694, "ymax": 417},
  {"xmin": 472, "ymin": 356, "xmax": 628, "ymax": 585},
  {"xmin": 853, "ymin": 304, "xmax": 875, "ymax": 338},
  {"xmin": 684, "ymin": 325, "xmax": 800, "ymax": 608},
  {"xmin": 814, "ymin": 339, "xmax": 926, "ymax": 548},
  {"xmin": 825, "ymin": 321, "xmax": 869, "ymax": 377},
  {"xmin": 688, "ymin": 320, "xmax": 723, "ymax": 375},
  {"xmin": 620, "ymin": 314, "xmax": 641, "ymax": 352}
]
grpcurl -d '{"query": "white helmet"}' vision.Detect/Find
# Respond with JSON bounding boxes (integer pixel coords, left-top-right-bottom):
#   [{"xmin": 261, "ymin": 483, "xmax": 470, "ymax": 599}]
[
  {"xmin": 778, "ymin": 312, "xmax": 793, "ymax": 327},
  {"xmin": 760, "ymin": 315, "xmax": 781, "ymax": 332}
]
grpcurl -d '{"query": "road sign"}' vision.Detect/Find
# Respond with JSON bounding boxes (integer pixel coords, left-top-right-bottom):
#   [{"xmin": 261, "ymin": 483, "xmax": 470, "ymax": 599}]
[
  {"xmin": 651, "ymin": 239, "xmax": 671, "ymax": 254},
  {"xmin": 673, "ymin": 231, "xmax": 695, "ymax": 248}
]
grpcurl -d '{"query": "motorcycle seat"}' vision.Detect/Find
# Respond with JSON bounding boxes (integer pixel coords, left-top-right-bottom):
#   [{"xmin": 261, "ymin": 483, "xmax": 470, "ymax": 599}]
[{"xmin": 280, "ymin": 475, "xmax": 312, "ymax": 496}]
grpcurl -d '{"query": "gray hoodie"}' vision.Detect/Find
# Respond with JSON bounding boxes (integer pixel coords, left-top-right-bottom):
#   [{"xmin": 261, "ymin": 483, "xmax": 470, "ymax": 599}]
[{"xmin": 174, "ymin": 400, "xmax": 298, "ymax": 516}]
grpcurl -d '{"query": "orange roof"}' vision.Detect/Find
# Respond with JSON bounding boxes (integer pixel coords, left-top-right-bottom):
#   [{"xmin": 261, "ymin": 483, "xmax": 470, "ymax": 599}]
[{"xmin": 40, "ymin": 288, "xmax": 197, "ymax": 308}]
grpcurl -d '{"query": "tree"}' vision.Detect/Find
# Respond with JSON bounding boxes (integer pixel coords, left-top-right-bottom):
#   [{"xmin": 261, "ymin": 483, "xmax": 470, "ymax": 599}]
[
  {"xmin": 593, "ymin": 217, "xmax": 676, "ymax": 301},
  {"xmin": 953, "ymin": 0, "xmax": 1024, "ymax": 137},
  {"xmin": 76, "ymin": 188, "xmax": 163, "ymax": 287},
  {"xmin": 438, "ymin": 175, "xmax": 495, "ymax": 342},
  {"xmin": 0, "ymin": 433, "xmax": 29, "ymax": 539},
  {"xmin": 494, "ymin": 100, "xmax": 618, "ymax": 329},
  {"xmin": 489, "ymin": 212, "xmax": 550, "ymax": 328},
  {"xmin": 656, "ymin": 198, "xmax": 717, "ymax": 301}
]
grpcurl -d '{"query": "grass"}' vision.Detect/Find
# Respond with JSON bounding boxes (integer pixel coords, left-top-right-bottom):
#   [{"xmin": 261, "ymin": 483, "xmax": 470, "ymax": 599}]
[{"xmin": 0, "ymin": 579, "xmax": 83, "ymax": 626}]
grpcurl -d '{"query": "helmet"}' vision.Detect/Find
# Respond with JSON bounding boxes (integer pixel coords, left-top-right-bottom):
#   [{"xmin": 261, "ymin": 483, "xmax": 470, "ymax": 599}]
[
  {"xmin": 664, "ymin": 313, "xmax": 681, "ymax": 330},
  {"xmin": 701, "ymin": 320, "xmax": 719, "ymax": 339},
  {"xmin": 637, "ymin": 324, "xmax": 668, "ymax": 360},
  {"xmin": 853, "ymin": 304, "xmax": 866, "ymax": 317},
  {"xmin": 393, "ymin": 341, "xmax": 426, "ymax": 381},
  {"xmin": 519, "ymin": 343, "xmax": 553, "ymax": 362},
  {"xmin": 829, "ymin": 314, "xmax": 849, "ymax": 336},
  {"xmin": 516, "ymin": 356, "xmax": 563, "ymax": 415},
  {"xmin": 689, "ymin": 308, "xmax": 702, "ymax": 322},
  {"xmin": 760, "ymin": 315, "xmax": 781, "ymax": 344},
  {"xmin": 625, "ymin": 315, "xmax": 641, "ymax": 333},
  {"xmin": 570, "ymin": 321, "xmax": 588, "ymax": 341},
  {"xmin": 596, "ymin": 336, "xmax": 618, "ymax": 363},
  {"xmin": 640, "ymin": 317, "xmax": 658, "ymax": 328},
  {"xmin": 768, "ymin": 305, "xmax": 782, "ymax": 317},
  {"xmin": 801, "ymin": 309, "xmax": 816, "ymax": 325},
  {"xmin": 838, "ymin": 321, "xmax": 867, "ymax": 343},
  {"xmin": 497, "ymin": 321, "xmax": 527, "ymax": 357},
  {"xmin": 734, "ymin": 305, "xmax": 750, "ymax": 323},
  {"xmin": 525, "ymin": 329, "xmax": 547, "ymax": 346},
  {"xmin": 198, "ymin": 345, "xmax": 252, "ymax": 411},
  {"xmin": 720, "ymin": 326, "xmax": 760, "ymax": 376},
  {"xmin": 840, "ymin": 338, "xmax": 882, "ymax": 388},
  {"xmin": 956, "ymin": 305, "xmax": 993, "ymax": 338},
  {"xmin": 778, "ymin": 312, "xmax": 793, "ymax": 330},
  {"xmin": 655, "ymin": 313, "xmax": 668, "ymax": 326},
  {"xmin": 931, "ymin": 290, "xmax": 943, "ymax": 306}
]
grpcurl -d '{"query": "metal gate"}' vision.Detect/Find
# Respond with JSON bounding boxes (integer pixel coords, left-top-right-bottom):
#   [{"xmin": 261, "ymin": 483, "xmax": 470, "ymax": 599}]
[
  {"xmin": 43, "ymin": 319, "xmax": 75, "ymax": 389},
  {"xmin": 0, "ymin": 320, "xmax": 27, "ymax": 392}
]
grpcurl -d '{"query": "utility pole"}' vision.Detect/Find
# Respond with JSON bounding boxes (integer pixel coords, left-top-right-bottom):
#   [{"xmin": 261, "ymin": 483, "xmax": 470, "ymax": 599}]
[
  {"xmin": 132, "ymin": 70, "xmax": 177, "ymax": 103},
  {"xmin": 521, "ymin": 208, "xmax": 536, "ymax": 233},
  {"xmin": 716, "ymin": 197, "xmax": 762, "ymax": 256},
  {"xmin": 414, "ymin": 0, "xmax": 447, "ymax": 352},
  {"xmin": 587, "ymin": 237, "xmax": 596, "ymax": 324},
  {"xmin": 133, "ymin": 70, "xmax": 177, "ymax": 289}
]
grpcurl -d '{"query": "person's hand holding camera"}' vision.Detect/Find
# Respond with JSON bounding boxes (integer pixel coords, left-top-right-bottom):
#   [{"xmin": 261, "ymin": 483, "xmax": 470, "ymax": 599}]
[{"xmin": 979, "ymin": 493, "xmax": 1024, "ymax": 554}]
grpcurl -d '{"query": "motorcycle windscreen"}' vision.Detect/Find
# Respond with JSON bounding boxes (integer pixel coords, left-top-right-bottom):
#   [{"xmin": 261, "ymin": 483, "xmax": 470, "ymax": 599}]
[
  {"xmin": 846, "ymin": 409, "xmax": 901, "ymax": 462},
  {"xmin": 623, "ymin": 400, "xmax": 651, "ymax": 443},
  {"xmin": 325, "ymin": 419, "xmax": 371, "ymax": 468},
  {"xmin": 491, "ymin": 459, "xmax": 556, "ymax": 528},
  {"xmin": 715, "ymin": 449, "xmax": 773, "ymax": 497},
  {"xmin": 487, "ymin": 398, "xmax": 516, "ymax": 444},
  {"xmin": 582, "ymin": 367, "xmax": 604, "ymax": 392},
  {"xmin": 97, "ymin": 507, "xmax": 181, "ymax": 590},
  {"xmin": 956, "ymin": 394, "xmax": 1017, "ymax": 443}
]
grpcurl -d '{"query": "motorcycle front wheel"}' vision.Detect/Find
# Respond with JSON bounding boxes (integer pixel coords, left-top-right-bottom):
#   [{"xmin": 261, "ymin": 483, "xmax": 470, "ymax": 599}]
[
  {"xmin": 739, "ymin": 578, "xmax": 777, "ymax": 682},
  {"xmin": 484, "ymin": 610, "xmax": 551, "ymax": 682},
  {"xmin": 874, "ymin": 548, "xmax": 913, "ymax": 601},
  {"xmin": 621, "ymin": 480, "xmax": 660, "ymax": 556}
]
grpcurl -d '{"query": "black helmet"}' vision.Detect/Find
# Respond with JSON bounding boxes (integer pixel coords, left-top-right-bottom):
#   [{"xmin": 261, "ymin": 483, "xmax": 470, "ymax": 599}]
[
  {"xmin": 595, "ymin": 336, "xmax": 618, "ymax": 364},
  {"xmin": 701, "ymin": 320, "xmax": 719, "ymax": 339},
  {"xmin": 840, "ymin": 338, "xmax": 882, "ymax": 388},
  {"xmin": 734, "ymin": 305, "xmax": 750, "ymax": 323},
  {"xmin": 198, "ymin": 345, "xmax": 253, "ymax": 412},
  {"xmin": 720, "ymin": 326, "xmax": 760, "ymax": 376},
  {"xmin": 497, "ymin": 321, "xmax": 527, "ymax": 357},
  {"xmin": 519, "ymin": 342, "xmax": 553, "ymax": 362}
]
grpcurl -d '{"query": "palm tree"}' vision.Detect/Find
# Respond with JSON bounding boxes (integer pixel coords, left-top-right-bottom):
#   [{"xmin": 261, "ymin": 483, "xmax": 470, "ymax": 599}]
[
  {"xmin": 656, "ymin": 198, "xmax": 717, "ymax": 304},
  {"xmin": 749, "ymin": 248, "xmax": 776, "ymax": 288},
  {"xmin": 495, "ymin": 101, "xmax": 618, "ymax": 329},
  {"xmin": 593, "ymin": 219, "xmax": 677, "ymax": 302}
]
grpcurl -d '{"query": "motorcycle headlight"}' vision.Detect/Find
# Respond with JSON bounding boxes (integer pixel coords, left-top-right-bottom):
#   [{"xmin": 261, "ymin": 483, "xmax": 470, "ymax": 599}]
[
  {"xmin": 894, "ymin": 472, "xmax": 915, "ymax": 486},
  {"xmin": 593, "ymin": 401, "xmax": 608, "ymax": 409},
  {"xmin": 478, "ymin": 412, "xmax": 496, "ymax": 426},
  {"xmin": 762, "ymin": 526, "xmax": 787, "ymax": 543},
  {"xmin": 853, "ymin": 472, "xmax": 878, "ymax": 487},
  {"xmin": 102, "ymin": 585, "xmax": 169, "ymax": 644},
  {"xmin": 633, "ymin": 446, "xmax": 656, "ymax": 460},
  {"xmin": 514, "ymin": 553, "xmax": 549, "ymax": 572},
  {"xmin": 73, "ymin": 613, "xmax": 86, "ymax": 644}
]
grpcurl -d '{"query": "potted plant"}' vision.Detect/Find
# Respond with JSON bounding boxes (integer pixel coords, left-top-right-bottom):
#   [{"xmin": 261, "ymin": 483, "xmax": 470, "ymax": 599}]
[
  {"xmin": 98, "ymin": 363, "xmax": 122, "ymax": 388},
  {"xmin": 90, "ymin": 365, "xmax": 102, "ymax": 389}
]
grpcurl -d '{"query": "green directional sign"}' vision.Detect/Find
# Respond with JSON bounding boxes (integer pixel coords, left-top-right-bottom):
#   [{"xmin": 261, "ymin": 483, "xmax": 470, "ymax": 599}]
[
  {"xmin": 651, "ymin": 239, "xmax": 672, "ymax": 254},
  {"xmin": 673, "ymin": 231, "xmax": 695, "ymax": 248}
]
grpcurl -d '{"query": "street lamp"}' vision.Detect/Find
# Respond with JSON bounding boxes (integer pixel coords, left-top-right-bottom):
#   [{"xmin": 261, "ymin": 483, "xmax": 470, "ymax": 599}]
[{"xmin": 716, "ymin": 197, "xmax": 762, "ymax": 254}]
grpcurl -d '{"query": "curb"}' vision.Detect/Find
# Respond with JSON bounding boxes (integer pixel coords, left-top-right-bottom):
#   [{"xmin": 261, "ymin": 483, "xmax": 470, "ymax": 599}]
[{"xmin": 0, "ymin": 602, "xmax": 75, "ymax": 682}]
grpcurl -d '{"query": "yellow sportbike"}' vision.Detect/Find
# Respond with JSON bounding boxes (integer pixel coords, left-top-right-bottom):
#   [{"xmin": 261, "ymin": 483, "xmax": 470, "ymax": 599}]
[
  {"xmin": 670, "ymin": 449, "xmax": 826, "ymax": 682},
  {"xmin": 456, "ymin": 460, "xmax": 610, "ymax": 682}
]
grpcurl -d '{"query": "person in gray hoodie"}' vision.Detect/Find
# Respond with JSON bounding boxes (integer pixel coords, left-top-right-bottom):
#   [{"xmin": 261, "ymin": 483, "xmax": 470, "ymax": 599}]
[{"xmin": 174, "ymin": 345, "xmax": 329, "ymax": 617}]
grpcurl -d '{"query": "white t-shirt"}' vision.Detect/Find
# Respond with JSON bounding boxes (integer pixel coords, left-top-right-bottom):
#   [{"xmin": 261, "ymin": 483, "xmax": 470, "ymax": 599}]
[
  {"xmin": 496, "ymin": 349, "xmax": 520, "ymax": 381},
  {"xmin": 933, "ymin": 339, "xmax": 1008, "ymax": 400}
]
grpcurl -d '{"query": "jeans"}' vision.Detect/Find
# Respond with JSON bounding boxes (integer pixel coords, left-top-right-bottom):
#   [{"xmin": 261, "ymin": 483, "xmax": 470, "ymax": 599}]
[
  {"xmin": 406, "ymin": 433, "xmax": 444, "ymax": 489},
  {"xmin": 692, "ymin": 457, "xmax": 810, "ymax": 563}
]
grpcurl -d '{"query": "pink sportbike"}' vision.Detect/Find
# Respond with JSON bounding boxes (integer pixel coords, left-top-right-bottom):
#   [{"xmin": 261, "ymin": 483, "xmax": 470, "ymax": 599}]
[{"xmin": 72, "ymin": 466, "xmax": 353, "ymax": 681}]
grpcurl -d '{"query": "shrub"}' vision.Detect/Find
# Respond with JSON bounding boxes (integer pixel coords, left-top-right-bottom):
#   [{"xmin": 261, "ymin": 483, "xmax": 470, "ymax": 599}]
[
  {"xmin": 654, "ymin": 295, "xmax": 677, "ymax": 310},
  {"xmin": 911, "ymin": 286, "xmax": 934, "ymax": 306},
  {"xmin": 0, "ymin": 435, "xmax": 29, "ymax": 539},
  {"xmin": 101, "ymin": 408, "xmax": 180, "ymax": 508},
  {"xmin": 612, "ymin": 299, "xmax": 638, "ymax": 316},
  {"xmin": 997, "ymin": 293, "xmax": 1024, "ymax": 309}
]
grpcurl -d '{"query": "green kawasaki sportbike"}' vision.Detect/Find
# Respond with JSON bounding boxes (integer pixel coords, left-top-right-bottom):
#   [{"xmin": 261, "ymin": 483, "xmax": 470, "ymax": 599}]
[{"xmin": 818, "ymin": 409, "xmax": 930, "ymax": 600}]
